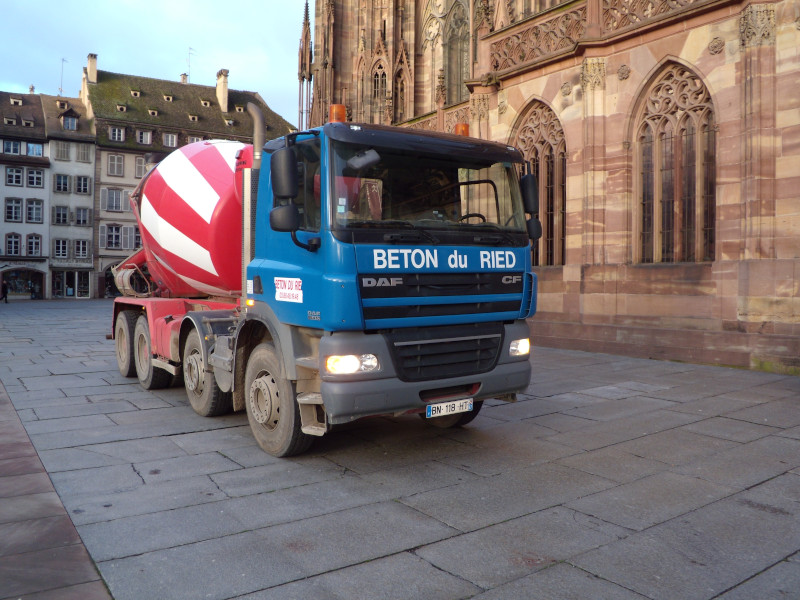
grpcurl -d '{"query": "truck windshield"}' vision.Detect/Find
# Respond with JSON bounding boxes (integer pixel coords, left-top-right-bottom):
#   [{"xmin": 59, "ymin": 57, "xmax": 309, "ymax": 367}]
[{"xmin": 329, "ymin": 141, "xmax": 527, "ymax": 244}]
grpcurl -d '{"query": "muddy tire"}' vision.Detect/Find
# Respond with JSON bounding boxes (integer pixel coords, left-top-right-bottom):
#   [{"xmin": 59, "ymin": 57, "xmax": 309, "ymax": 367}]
[
  {"xmin": 183, "ymin": 329, "xmax": 231, "ymax": 416},
  {"xmin": 422, "ymin": 400, "xmax": 483, "ymax": 429},
  {"xmin": 133, "ymin": 315, "xmax": 171, "ymax": 390},
  {"xmin": 115, "ymin": 310, "xmax": 138, "ymax": 378},
  {"xmin": 244, "ymin": 343, "xmax": 312, "ymax": 457}
]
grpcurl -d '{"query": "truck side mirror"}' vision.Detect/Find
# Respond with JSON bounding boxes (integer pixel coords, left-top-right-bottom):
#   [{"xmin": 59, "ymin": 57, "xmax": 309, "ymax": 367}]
[
  {"xmin": 270, "ymin": 203, "xmax": 300, "ymax": 232},
  {"xmin": 271, "ymin": 147, "xmax": 298, "ymax": 199},
  {"xmin": 527, "ymin": 218, "xmax": 542, "ymax": 241},
  {"xmin": 520, "ymin": 173, "xmax": 538, "ymax": 215}
]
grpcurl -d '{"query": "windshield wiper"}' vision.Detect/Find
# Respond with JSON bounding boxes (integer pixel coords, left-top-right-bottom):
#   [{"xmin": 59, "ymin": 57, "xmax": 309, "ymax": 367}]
[{"xmin": 469, "ymin": 222, "xmax": 516, "ymax": 245}]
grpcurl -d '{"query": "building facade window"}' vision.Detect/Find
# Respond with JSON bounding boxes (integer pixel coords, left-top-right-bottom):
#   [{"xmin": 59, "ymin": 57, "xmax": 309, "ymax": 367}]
[
  {"xmin": 53, "ymin": 205, "xmax": 69, "ymax": 225},
  {"xmin": 102, "ymin": 188, "xmax": 130, "ymax": 212},
  {"xmin": 188, "ymin": 136, "xmax": 202, "ymax": 144},
  {"xmin": 163, "ymin": 133, "xmax": 177, "ymax": 147},
  {"xmin": 76, "ymin": 144, "xmax": 91, "ymax": 162},
  {"xmin": 63, "ymin": 116, "xmax": 77, "ymax": 130},
  {"xmin": 108, "ymin": 154, "xmax": 124, "ymax": 176},
  {"xmin": 137, "ymin": 130, "xmax": 152, "ymax": 145},
  {"xmin": 3, "ymin": 140, "xmax": 21, "ymax": 154},
  {"xmin": 27, "ymin": 169, "xmax": 43, "ymax": 187},
  {"xmin": 26, "ymin": 199, "xmax": 43, "ymax": 223},
  {"xmin": 371, "ymin": 64, "xmax": 387, "ymax": 124},
  {"xmin": 54, "ymin": 141, "xmax": 71, "ymax": 160},
  {"xmin": 27, "ymin": 234, "xmax": 41, "ymax": 256},
  {"xmin": 513, "ymin": 100, "xmax": 567, "ymax": 267},
  {"xmin": 5, "ymin": 198, "xmax": 22, "ymax": 222},
  {"xmin": 74, "ymin": 239, "xmax": 89, "ymax": 258},
  {"xmin": 636, "ymin": 63, "xmax": 716, "ymax": 263},
  {"xmin": 76, "ymin": 176, "xmax": 91, "ymax": 195},
  {"xmin": 6, "ymin": 167, "xmax": 23, "ymax": 186},
  {"xmin": 135, "ymin": 156, "xmax": 146, "ymax": 178},
  {"xmin": 27, "ymin": 143, "xmax": 43, "ymax": 157},
  {"xmin": 75, "ymin": 207, "xmax": 91, "ymax": 226},
  {"xmin": 6, "ymin": 233, "xmax": 21, "ymax": 255},
  {"xmin": 54, "ymin": 239, "xmax": 69, "ymax": 258},
  {"xmin": 54, "ymin": 174, "xmax": 71, "ymax": 193},
  {"xmin": 105, "ymin": 225, "xmax": 121, "ymax": 249},
  {"xmin": 109, "ymin": 126, "xmax": 125, "ymax": 142}
]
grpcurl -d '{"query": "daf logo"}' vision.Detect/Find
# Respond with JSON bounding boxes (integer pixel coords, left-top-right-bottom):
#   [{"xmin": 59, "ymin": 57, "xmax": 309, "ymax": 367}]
[
  {"xmin": 502, "ymin": 275, "xmax": 522, "ymax": 284},
  {"xmin": 362, "ymin": 277, "xmax": 404, "ymax": 287}
]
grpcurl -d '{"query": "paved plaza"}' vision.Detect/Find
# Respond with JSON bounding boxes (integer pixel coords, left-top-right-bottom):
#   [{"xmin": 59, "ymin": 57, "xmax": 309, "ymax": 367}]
[{"xmin": 1, "ymin": 299, "xmax": 799, "ymax": 599}]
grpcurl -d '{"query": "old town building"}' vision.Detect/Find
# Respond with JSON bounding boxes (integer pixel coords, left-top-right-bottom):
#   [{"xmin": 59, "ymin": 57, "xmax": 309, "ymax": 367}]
[
  {"xmin": 0, "ymin": 91, "xmax": 49, "ymax": 300},
  {"xmin": 80, "ymin": 54, "xmax": 293, "ymax": 297},
  {"xmin": 303, "ymin": 0, "xmax": 799, "ymax": 371}
]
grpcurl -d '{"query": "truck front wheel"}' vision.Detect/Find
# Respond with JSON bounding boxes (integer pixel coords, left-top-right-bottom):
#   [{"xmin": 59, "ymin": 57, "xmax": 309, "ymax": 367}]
[
  {"xmin": 183, "ymin": 329, "xmax": 232, "ymax": 417},
  {"xmin": 115, "ymin": 310, "xmax": 138, "ymax": 378},
  {"xmin": 133, "ymin": 315, "xmax": 171, "ymax": 390},
  {"xmin": 244, "ymin": 343, "xmax": 312, "ymax": 457}
]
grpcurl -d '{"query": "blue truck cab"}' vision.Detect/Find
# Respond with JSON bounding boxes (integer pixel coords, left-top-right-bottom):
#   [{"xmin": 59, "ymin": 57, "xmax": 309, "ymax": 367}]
[{"xmin": 234, "ymin": 111, "xmax": 541, "ymax": 456}]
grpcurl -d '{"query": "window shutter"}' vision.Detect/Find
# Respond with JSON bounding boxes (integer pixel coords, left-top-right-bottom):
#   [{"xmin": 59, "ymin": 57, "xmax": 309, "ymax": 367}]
[
  {"xmin": 52, "ymin": 173, "xmax": 57, "ymax": 190},
  {"xmin": 68, "ymin": 240, "xmax": 74, "ymax": 259},
  {"xmin": 99, "ymin": 225, "xmax": 107, "ymax": 249},
  {"xmin": 87, "ymin": 209, "xmax": 93, "ymax": 225},
  {"xmin": 51, "ymin": 238, "xmax": 56, "ymax": 257},
  {"xmin": 123, "ymin": 190, "xmax": 131, "ymax": 212},
  {"xmin": 122, "ymin": 226, "xmax": 133, "ymax": 250},
  {"xmin": 51, "ymin": 206, "xmax": 56, "ymax": 223},
  {"xmin": 100, "ymin": 188, "xmax": 108, "ymax": 210},
  {"xmin": 69, "ymin": 211, "xmax": 75, "ymax": 224},
  {"xmin": 67, "ymin": 176, "xmax": 72, "ymax": 193}
]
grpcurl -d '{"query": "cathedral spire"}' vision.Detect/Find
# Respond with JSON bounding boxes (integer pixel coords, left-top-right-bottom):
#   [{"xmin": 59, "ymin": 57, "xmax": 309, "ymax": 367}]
[{"xmin": 298, "ymin": 0, "xmax": 313, "ymax": 129}]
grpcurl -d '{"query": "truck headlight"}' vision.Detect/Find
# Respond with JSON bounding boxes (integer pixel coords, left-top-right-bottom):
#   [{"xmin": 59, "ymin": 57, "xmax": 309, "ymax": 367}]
[
  {"xmin": 325, "ymin": 354, "xmax": 379, "ymax": 375},
  {"xmin": 509, "ymin": 338, "xmax": 531, "ymax": 357}
]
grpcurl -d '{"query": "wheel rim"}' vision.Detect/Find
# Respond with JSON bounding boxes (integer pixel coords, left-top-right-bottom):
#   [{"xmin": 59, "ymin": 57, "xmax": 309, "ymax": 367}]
[
  {"xmin": 116, "ymin": 327, "xmax": 128, "ymax": 364},
  {"xmin": 185, "ymin": 351, "xmax": 203, "ymax": 394},
  {"xmin": 249, "ymin": 372, "xmax": 280, "ymax": 431},
  {"xmin": 136, "ymin": 333, "xmax": 149, "ymax": 372}
]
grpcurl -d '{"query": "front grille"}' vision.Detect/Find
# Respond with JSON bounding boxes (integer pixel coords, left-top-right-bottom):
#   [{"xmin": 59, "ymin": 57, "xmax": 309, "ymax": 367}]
[{"xmin": 385, "ymin": 323, "xmax": 504, "ymax": 382}]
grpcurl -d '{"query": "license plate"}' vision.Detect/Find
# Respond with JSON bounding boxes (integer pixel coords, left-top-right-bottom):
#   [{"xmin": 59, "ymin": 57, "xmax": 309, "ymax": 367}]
[{"xmin": 426, "ymin": 399, "xmax": 473, "ymax": 418}]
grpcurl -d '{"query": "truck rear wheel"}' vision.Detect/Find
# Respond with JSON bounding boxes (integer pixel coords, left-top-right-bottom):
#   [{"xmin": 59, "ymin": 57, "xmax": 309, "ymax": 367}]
[
  {"xmin": 115, "ymin": 310, "xmax": 138, "ymax": 378},
  {"xmin": 244, "ymin": 343, "xmax": 312, "ymax": 457},
  {"xmin": 422, "ymin": 400, "xmax": 484, "ymax": 429},
  {"xmin": 133, "ymin": 315, "xmax": 171, "ymax": 390},
  {"xmin": 183, "ymin": 329, "xmax": 232, "ymax": 417}
]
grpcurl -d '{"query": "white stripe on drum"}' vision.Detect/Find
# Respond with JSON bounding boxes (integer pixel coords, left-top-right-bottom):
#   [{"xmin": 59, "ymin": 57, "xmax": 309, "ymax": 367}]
[{"xmin": 156, "ymin": 148, "xmax": 221, "ymax": 223}]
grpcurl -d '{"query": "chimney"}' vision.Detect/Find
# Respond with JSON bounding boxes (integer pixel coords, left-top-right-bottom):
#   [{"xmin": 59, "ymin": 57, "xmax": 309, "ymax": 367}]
[
  {"xmin": 87, "ymin": 54, "xmax": 97, "ymax": 84},
  {"xmin": 216, "ymin": 69, "xmax": 229, "ymax": 113},
  {"xmin": 180, "ymin": 73, "xmax": 188, "ymax": 84},
  {"xmin": 29, "ymin": 85, "xmax": 35, "ymax": 94}
]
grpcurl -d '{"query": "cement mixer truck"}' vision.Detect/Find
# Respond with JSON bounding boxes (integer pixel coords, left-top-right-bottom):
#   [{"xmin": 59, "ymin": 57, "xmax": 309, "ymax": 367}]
[{"xmin": 111, "ymin": 104, "xmax": 542, "ymax": 457}]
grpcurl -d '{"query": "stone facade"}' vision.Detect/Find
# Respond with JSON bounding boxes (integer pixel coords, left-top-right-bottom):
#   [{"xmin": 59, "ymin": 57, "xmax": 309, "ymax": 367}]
[{"xmin": 305, "ymin": 0, "xmax": 800, "ymax": 372}]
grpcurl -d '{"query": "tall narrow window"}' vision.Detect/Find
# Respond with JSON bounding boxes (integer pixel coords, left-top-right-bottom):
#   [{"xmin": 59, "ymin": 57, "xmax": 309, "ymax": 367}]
[
  {"xmin": 636, "ymin": 64, "xmax": 715, "ymax": 263},
  {"xmin": 372, "ymin": 64, "xmax": 387, "ymax": 124},
  {"xmin": 445, "ymin": 2, "xmax": 469, "ymax": 105},
  {"xmin": 513, "ymin": 101, "xmax": 567, "ymax": 267}
]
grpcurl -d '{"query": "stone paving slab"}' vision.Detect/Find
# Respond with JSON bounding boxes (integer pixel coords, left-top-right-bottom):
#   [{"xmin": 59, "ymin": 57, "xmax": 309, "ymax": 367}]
[{"xmin": 1, "ymin": 298, "xmax": 799, "ymax": 600}]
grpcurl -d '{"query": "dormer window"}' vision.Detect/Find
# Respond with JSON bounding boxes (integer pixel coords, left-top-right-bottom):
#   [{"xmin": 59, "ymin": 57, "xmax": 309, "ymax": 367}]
[
  {"xmin": 235, "ymin": 105, "xmax": 245, "ymax": 113},
  {"xmin": 56, "ymin": 100, "xmax": 68, "ymax": 110},
  {"xmin": 4, "ymin": 117, "xmax": 16, "ymax": 125},
  {"xmin": 130, "ymin": 90, "xmax": 141, "ymax": 98},
  {"xmin": 10, "ymin": 97, "xmax": 22, "ymax": 106},
  {"xmin": 163, "ymin": 94, "xmax": 173, "ymax": 102},
  {"xmin": 188, "ymin": 114, "xmax": 198, "ymax": 122},
  {"xmin": 62, "ymin": 116, "xmax": 77, "ymax": 131},
  {"xmin": 200, "ymin": 100, "xmax": 211, "ymax": 108},
  {"xmin": 22, "ymin": 120, "xmax": 33, "ymax": 127},
  {"xmin": 148, "ymin": 109, "xmax": 158, "ymax": 117},
  {"xmin": 225, "ymin": 119, "xmax": 234, "ymax": 126},
  {"xmin": 116, "ymin": 104, "xmax": 127, "ymax": 112}
]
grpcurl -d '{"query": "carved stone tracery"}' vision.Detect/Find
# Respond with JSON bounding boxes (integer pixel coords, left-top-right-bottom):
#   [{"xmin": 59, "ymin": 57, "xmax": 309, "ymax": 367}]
[
  {"xmin": 739, "ymin": 4, "xmax": 775, "ymax": 48},
  {"xmin": 602, "ymin": 0, "xmax": 703, "ymax": 34},
  {"xmin": 489, "ymin": 6, "xmax": 587, "ymax": 71}
]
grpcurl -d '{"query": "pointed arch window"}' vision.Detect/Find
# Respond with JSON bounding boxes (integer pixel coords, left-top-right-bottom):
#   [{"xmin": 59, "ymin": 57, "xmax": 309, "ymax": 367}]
[
  {"xmin": 394, "ymin": 72, "xmax": 406, "ymax": 123},
  {"xmin": 513, "ymin": 101, "xmax": 567, "ymax": 266},
  {"xmin": 445, "ymin": 2, "xmax": 469, "ymax": 105},
  {"xmin": 372, "ymin": 64, "xmax": 387, "ymax": 124},
  {"xmin": 636, "ymin": 64, "xmax": 716, "ymax": 263}
]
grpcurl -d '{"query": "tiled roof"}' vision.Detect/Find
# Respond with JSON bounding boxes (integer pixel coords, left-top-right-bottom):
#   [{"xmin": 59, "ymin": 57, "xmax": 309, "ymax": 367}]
[
  {"xmin": 0, "ymin": 91, "xmax": 47, "ymax": 141},
  {"xmin": 39, "ymin": 94, "xmax": 95, "ymax": 142},
  {"xmin": 87, "ymin": 70, "xmax": 293, "ymax": 149}
]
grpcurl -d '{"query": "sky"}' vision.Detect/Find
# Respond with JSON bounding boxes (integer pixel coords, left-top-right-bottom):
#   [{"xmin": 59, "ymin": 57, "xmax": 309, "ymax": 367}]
[{"xmin": 1, "ymin": 0, "xmax": 311, "ymax": 126}]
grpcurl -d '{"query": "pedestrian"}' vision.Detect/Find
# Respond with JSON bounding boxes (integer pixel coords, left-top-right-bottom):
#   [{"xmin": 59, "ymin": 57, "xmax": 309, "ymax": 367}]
[{"xmin": 1, "ymin": 280, "xmax": 7, "ymax": 303}]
